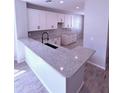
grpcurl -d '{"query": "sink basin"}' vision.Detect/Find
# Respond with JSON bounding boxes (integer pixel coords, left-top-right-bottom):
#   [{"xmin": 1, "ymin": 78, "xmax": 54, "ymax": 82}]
[{"xmin": 44, "ymin": 43, "xmax": 58, "ymax": 49}]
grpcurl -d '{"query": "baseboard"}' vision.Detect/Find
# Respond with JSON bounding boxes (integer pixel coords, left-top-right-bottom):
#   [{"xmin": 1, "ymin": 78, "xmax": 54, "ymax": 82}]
[
  {"xmin": 87, "ymin": 61, "xmax": 105, "ymax": 70},
  {"xmin": 16, "ymin": 58, "xmax": 25, "ymax": 63}
]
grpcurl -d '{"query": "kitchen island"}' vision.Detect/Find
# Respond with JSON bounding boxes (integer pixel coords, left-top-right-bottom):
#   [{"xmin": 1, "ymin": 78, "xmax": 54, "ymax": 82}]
[{"xmin": 20, "ymin": 38, "xmax": 95, "ymax": 93}]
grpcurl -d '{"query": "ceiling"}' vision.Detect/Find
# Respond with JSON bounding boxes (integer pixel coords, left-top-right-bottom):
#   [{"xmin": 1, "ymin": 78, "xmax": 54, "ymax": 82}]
[{"xmin": 21, "ymin": 0, "xmax": 85, "ymax": 15}]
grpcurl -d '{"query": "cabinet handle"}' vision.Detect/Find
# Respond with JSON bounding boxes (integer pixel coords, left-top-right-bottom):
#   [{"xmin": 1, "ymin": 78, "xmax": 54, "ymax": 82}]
[
  {"xmin": 61, "ymin": 19, "xmax": 62, "ymax": 22},
  {"xmin": 51, "ymin": 25, "xmax": 54, "ymax": 28}
]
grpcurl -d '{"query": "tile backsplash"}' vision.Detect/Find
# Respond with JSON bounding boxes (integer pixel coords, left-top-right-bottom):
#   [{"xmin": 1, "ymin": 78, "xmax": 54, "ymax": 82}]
[
  {"xmin": 28, "ymin": 23, "xmax": 83, "ymax": 40},
  {"xmin": 29, "ymin": 28, "xmax": 70, "ymax": 39}
]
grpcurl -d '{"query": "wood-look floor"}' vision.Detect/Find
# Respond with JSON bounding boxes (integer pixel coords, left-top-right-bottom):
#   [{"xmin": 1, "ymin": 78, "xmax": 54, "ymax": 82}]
[
  {"xmin": 15, "ymin": 38, "xmax": 109, "ymax": 93},
  {"xmin": 79, "ymin": 63, "xmax": 109, "ymax": 93},
  {"xmin": 14, "ymin": 61, "xmax": 109, "ymax": 93}
]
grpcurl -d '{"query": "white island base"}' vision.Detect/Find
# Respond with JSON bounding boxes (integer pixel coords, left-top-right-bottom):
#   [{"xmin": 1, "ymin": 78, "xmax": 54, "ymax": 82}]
[{"xmin": 25, "ymin": 46, "xmax": 85, "ymax": 93}]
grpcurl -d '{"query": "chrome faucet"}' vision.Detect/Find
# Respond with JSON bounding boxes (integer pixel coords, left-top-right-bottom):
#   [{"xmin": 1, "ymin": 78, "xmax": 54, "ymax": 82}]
[{"xmin": 42, "ymin": 32, "xmax": 49, "ymax": 43}]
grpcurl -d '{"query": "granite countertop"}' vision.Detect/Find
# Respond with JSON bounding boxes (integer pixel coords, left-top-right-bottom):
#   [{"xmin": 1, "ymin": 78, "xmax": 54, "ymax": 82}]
[{"xmin": 20, "ymin": 38, "xmax": 95, "ymax": 78}]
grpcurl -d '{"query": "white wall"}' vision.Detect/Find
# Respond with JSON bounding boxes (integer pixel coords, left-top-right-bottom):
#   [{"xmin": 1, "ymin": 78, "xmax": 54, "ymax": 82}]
[
  {"xmin": 14, "ymin": 26, "xmax": 17, "ymax": 60},
  {"xmin": 15, "ymin": 0, "xmax": 28, "ymax": 39},
  {"xmin": 84, "ymin": 0, "xmax": 109, "ymax": 69},
  {"xmin": 14, "ymin": 0, "xmax": 28, "ymax": 62}
]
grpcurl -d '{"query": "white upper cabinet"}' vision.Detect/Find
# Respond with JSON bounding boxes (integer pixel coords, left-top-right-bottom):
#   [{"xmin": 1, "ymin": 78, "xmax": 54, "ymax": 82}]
[
  {"xmin": 71, "ymin": 15, "xmax": 82, "ymax": 30},
  {"xmin": 46, "ymin": 12, "xmax": 57, "ymax": 29},
  {"xmin": 57, "ymin": 13, "xmax": 65, "ymax": 23},
  {"xmin": 28, "ymin": 9, "xmax": 46, "ymax": 31},
  {"xmin": 39, "ymin": 10, "xmax": 46, "ymax": 30},
  {"xmin": 64, "ymin": 14, "xmax": 72, "ymax": 28},
  {"xmin": 28, "ymin": 8, "xmax": 75, "ymax": 31},
  {"xmin": 28, "ymin": 9, "xmax": 40, "ymax": 31}
]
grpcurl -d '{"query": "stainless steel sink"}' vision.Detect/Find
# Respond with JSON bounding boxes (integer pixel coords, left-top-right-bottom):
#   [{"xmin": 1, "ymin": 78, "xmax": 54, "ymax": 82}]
[{"xmin": 44, "ymin": 43, "xmax": 58, "ymax": 49}]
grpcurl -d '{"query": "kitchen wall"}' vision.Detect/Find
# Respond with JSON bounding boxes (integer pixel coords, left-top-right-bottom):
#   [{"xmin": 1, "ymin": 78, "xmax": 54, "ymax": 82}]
[
  {"xmin": 14, "ymin": 26, "xmax": 17, "ymax": 60},
  {"xmin": 84, "ymin": 0, "xmax": 109, "ymax": 69},
  {"xmin": 14, "ymin": 0, "xmax": 28, "ymax": 62},
  {"xmin": 15, "ymin": 0, "xmax": 28, "ymax": 39}
]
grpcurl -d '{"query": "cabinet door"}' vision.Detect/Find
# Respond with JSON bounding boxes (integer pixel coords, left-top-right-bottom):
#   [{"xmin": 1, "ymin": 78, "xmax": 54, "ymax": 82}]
[
  {"xmin": 39, "ymin": 10, "xmax": 46, "ymax": 30},
  {"xmin": 64, "ymin": 14, "xmax": 72, "ymax": 28},
  {"xmin": 57, "ymin": 13, "xmax": 65, "ymax": 23},
  {"xmin": 28, "ymin": 9, "xmax": 40, "ymax": 31},
  {"xmin": 46, "ymin": 12, "xmax": 57, "ymax": 29},
  {"xmin": 56, "ymin": 37, "xmax": 61, "ymax": 45},
  {"xmin": 53, "ymin": 37, "xmax": 61, "ymax": 46},
  {"xmin": 72, "ymin": 15, "xmax": 82, "ymax": 30}
]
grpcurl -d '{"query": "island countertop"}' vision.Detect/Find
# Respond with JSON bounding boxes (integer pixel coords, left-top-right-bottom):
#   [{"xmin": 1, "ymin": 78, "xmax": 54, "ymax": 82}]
[{"xmin": 20, "ymin": 38, "xmax": 95, "ymax": 78}]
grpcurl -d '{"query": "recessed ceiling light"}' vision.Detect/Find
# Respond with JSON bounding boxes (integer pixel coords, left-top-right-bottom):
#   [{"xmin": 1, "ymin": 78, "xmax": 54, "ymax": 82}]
[
  {"xmin": 76, "ymin": 6, "xmax": 80, "ymax": 9},
  {"xmin": 60, "ymin": 67, "xmax": 64, "ymax": 71},
  {"xmin": 60, "ymin": 0, "xmax": 64, "ymax": 4}
]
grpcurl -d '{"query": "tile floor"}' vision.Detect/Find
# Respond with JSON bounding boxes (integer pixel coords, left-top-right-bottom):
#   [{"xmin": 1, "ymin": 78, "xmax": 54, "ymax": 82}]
[{"xmin": 14, "ymin": 61, "xmax": 109, "ymax": 93}]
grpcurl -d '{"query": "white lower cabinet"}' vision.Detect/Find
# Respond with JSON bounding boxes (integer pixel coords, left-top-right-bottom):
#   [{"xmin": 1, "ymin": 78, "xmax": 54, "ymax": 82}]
[
  {"xmin": 61, "ymin": 33, "xmax": 77, "ymax": 45},
  {"xmin": 49, "ymin": 37, "xmax": 61, "ymax": 46},
  {"xmin": 25, "ymin": 46, "xmax": 66, "ymax": 93}
]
